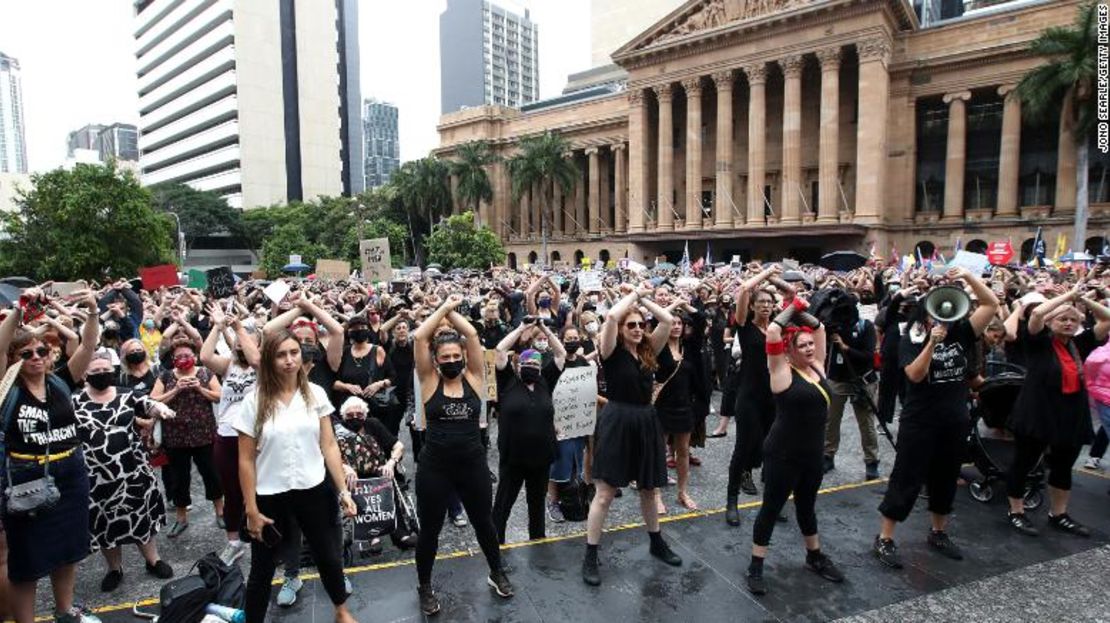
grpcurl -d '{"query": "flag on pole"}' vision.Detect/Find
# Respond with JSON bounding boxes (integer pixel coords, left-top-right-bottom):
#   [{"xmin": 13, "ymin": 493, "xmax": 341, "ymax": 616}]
[
  {"xmin": 1053, "ymin": 233, "xmax": 1067, "ymax": 262},
  {"xmin": 680, "ymin": 240, "xmax": 691, "ymax": 276},
  {"xmin": 916, "ymin": 246, "xmax": 925, "ymax": 268},
  {"xmin": 1031, "ymin": 227, "xmax": 1046, "ymax": 267},
  {"xmin": 954, "ymin": 237, "xmax": 962, "ymax": 254},
  {"xmin": 705, "ymin": 241, "xmax": 713, "ymax": 266}
]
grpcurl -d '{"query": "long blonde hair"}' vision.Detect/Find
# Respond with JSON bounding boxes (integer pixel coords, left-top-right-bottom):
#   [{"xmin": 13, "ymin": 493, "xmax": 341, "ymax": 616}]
[{"xmin": 254, "ymin": 329, "xmax": 313, "ymax": 440}]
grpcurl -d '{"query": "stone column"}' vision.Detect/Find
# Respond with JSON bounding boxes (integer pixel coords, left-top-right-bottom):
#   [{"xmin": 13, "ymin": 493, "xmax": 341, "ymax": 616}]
[
  {"xmin": 713, "ymin": 70, "xmax": 736, "ymax": 228},
  {"xmin": 942, "ymin": 90, "xmax": 971, "ymax": 222},
  {"xmin": 780, "ymin": 55, "xmax": 804, "ymax": 224},
  {"xmin": 600, "ymin": 149, "xmax": 612, "ymax": 231},
  {"xmin": 996, "ymin": 84, "xmax": 1022, "ymax": 216},
  {"xmin": 553, "ymin": 176, "xmax": 564, "ymax": 235},
  {"xmin": 628, "ymin": 89, "xmax": 648, "ymax": 232},
  {"xmin": 519, "ymin": 185, "xmax": 531, "ymax": 236},
  {"xmin": 683, "ymin": 77, "xmax": 704, "ymax": 229},
  {"xmin": 656, "ymin": 83, "xmax": 675, "ymax": 231},
  {"xmin": 587, "ymin": 147, "xmax": 601, "ymax": 234},
  {"xmin": 532, "ymin": 181, "xmax": 543, "ymax": 237},
  {"xmin": 449, "ymin": 173, "xmax": 460, "ymax": 215},
  {"xmin": 575, "ymin": 154, "xmax": 588, "ymax": 234},
  {"xmin": 745, "ymin": 63, "xmax": 767, "ymax": 225},
  {"xmin": 1056, "ymin": 93, "xmax": 1078, "ymax": 213},
  {"xmin": 614, "ymin": 143, "xmax": 628, "ymax": 232},
  {"xmin": 817, "ymin": 47, "xmax": 841, "ymax": 223},
  {"xmin": 854, "ymin": 39, "xmax": 891, "ymax": 224}
]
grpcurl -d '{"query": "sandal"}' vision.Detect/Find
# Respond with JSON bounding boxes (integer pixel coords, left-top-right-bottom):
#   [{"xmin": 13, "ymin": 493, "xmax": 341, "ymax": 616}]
[
  {"xmin": 677, "ymin": 494, "xmax": 698, "ymax": 511},
  {"xmin": 167, "ymin": 521, "xmax": 189, "ymax": 539}
]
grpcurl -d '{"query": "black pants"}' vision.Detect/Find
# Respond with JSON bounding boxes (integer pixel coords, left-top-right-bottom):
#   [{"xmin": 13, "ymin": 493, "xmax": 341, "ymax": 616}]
[
  {"xmin": 165, "ymin": 444, "xmax": 223, "ymax": 509},
  {"xmin": 1090, "ymin": 427, "xmax": 1108, "ymax": 459},
  {"xmin": 415, "ymin": 452, "xmax": 501, "ymax": 585},
  {"xmin": 719, "ymin": 368, "xmax": 741, "ymax": 419},
  {"xmin": 492, "ymin": 462, "xmax": 548, "ymax": 543},
  {"xmin": 244, "ymin": 481, "xmax": 346, "ymax": 623},
  {"xmin": 878, "ymin": 420, "xmax": 964, "ymax": 522},
  {"xmin": 1006, "ymin": 435, "xmax": 1082, "ymax": 499},
  {"xmin": 752, "ymin": 456, "xmax": 822, "ymax": 547},
  {"xmin": 727, "ymin": 398, "xmax": 774, "ymax": 497},
  {"xmin": 876, "ymin": 364, "xmax": 904, "ymax": 424}
]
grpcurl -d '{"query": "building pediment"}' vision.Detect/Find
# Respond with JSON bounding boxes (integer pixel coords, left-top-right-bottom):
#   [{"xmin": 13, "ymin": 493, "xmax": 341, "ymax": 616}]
[{"xmin": 616, "ymin": 0, "xmax": 816, "ymax": 55}]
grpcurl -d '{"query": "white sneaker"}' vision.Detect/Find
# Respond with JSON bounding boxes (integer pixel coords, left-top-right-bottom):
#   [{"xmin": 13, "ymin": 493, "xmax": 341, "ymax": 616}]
[
  {"xmin": 276, "ymin": 576, "xmax": 303, "ymax": 607},
  {"xmin": 219, "ymin": 541, "xmax": 248, "ymax": 565},
  {"xmin": 451, "ymin": 513, "xmax": 468, "ymax": 528},
  {"xmin": 1083, "ymin": 457, "xmax": 1102, "ymax": 471},
  {"xmin": 344, "ymin": 575, "xmax": 353, "ymax": 595}
]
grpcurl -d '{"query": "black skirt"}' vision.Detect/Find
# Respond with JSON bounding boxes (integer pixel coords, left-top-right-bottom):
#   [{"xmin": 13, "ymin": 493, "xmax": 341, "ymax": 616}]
[
  {"xmin": 656, "ymin": 405, "xmax": 694, "ymax": 434},
  {"xmin": 3, "ymin": 450, "xmax": 91, "ymax": 583},
  {"xmin": 591, "ymin": 401, "xmax": 668, "ymax": 489}
]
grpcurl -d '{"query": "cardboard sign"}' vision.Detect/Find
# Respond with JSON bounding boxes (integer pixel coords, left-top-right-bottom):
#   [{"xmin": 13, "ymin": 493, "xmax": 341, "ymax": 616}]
[
  {"xmin": 289, "ymin": 254, "xmax": 302, "ymax": 266},
  {"xmin": 186, "ymin": 269, "xmax": 207, "ymax": 289},
  {"xmin": 483, "ymin": 350, "xmax": 498, "ymax": 402},
  {"xmin": 351, "ymin": 477, "xmax": 397, "ymax": 541},
  {"xmin": 360, "ymin": 238, "xmax": 392, "ymax": 282},
  {"xmin": 250, "ymin": 270, "xmax": 267, "ymax": 280},
  {"xmin": 206, "ymin": 267, "xmax": 236, "ymax": 299},
  {"xmin": 48, "ymin": 282, "xmax": 85, "ymax": 298},
  {"xmin": 263, "ymin": 280, "xmax": 291, "ymax": 305},
  {"xmin": 987, "ymin": 241, "xmax": 1015, "ymax": 266},
  {"xmin": 577, "ymin": 270, "xmax": 603, "ymax": 293},
  {"xmin": 139, "ymin": 264, "xmax": 179, "ymax": 291},
  {"xmin": 316, "ymin": 259, "xmax": 351, "ymax": 281},
  {"xmin": 552, "ymin": 364, "xmax": 598, "ymax": 441},
  {"xmin": 950, "ymin": 251, "xmax": 990, "ymax": 276}
]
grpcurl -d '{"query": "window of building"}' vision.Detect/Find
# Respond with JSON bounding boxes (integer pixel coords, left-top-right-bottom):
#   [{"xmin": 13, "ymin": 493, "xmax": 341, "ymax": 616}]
[
  {"xmin": 964, "ymin": 91, "xmax": 1002, "ymax": 211},
  {"xmin": 914, "ymin": 96, "xmax": 947, "ymax": 213}
]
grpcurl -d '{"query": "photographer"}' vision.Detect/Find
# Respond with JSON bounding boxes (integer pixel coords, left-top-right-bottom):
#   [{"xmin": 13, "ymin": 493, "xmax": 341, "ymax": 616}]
[{"xmin": 822, "ymin": 301, "xmax": 881, "ymax": 480}]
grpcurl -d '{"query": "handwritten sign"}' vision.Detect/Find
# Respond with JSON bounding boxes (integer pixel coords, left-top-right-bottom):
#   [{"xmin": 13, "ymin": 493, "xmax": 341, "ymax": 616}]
[
  {"xmin": 206, "ymin": 266, "xmax": 235, "ymax": 299},
  {"xmin": 577, "ymin": 270, "xmax": 603, "ymax": 293},
  {"xmin": 360, "ymin": 238, "xmax": 392, "ymax": 282},
  {"xmin": 139, "ymin": 264, "xmax": 179, "ymax": 291},
  {"xmin": 951, "ymin": 250, "xmax": 990, "ymax": 276},
  {"xmin": 552, "ymin": 364, "xmax": 598, "ymax": 441},
  {"xmin": 48, "ymin": 282, "xmax": 85, "ymax": 298},
  {"xmin": 483, "ymin": 349, "xmax": 498, "ymax": 401},
  {"xmin": 263, "ymin": 280, "xmax": 291, "ymax": 305},
  {"xmin": 316, "ymin": 259, "xmax": 351, "ymax": 281},
  {"xmin": 351, "ymin": 477, "xmax": 397, "ymax": 541}
]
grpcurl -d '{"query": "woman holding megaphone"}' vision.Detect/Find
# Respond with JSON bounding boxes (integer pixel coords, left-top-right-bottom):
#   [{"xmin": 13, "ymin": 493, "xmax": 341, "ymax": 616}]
[{"xmin": 873, "ymin": 267, "xmax": 998, "ymax": 570}]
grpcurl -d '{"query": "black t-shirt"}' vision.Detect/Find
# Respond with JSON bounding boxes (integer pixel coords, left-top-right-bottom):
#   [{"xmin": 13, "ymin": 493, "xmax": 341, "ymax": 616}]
[
  {"xmin": 601, "ymin": 346, "xmax": 653, "ymax": 405},
  {"xmin": 736, "ymin": 321, "xmax": 771, "ymax": 407},
  {"xmin": 120, "ymin": 368, "xmax": 157, "ymax": 397},
  {"xmin": 898, "ymin": 318, "xmax": 976, "ymax": 424},
  {"xmin": 495, "ymin": 362, "xmax": 562, "ymax": 467},
  {"xmin": 4, "ymin": 368, "xmax": 82, "ymax": 455}
]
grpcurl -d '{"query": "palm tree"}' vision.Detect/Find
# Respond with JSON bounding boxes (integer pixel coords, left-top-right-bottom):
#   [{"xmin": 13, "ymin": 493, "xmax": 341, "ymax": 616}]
[
  {"xmin": 390, "ymin": 157, "xmax": 451, "ymax": 265},
  {"xmin": 1017, "ymin": 2, "xmax": 1098, "ymax": 247},
  {"xmin": 506, "ymin": 132, "xmax": 578, "ymax": 267},
  {"xmin": 450, "ymin": 141, "xmax": 499, "ymax": 227}
]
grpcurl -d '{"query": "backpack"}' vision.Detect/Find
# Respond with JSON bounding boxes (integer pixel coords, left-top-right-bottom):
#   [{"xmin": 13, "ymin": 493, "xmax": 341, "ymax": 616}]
[
  {"xmin": 196, "ymin": 552, "xmax": 245, "ymax": 609},
  {"xmin": 156, "ymin": 575, "xmax": 210, "ymax": 623},
  {"xmin": 557, "ymin": 476, "xmax": 590, "ymax": 522}
]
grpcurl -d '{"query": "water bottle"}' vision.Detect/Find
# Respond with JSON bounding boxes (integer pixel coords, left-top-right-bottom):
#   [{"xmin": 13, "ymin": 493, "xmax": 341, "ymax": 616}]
[{"xmin": 205, "ymin": 603, "xmax": 245, "ymax": 623}]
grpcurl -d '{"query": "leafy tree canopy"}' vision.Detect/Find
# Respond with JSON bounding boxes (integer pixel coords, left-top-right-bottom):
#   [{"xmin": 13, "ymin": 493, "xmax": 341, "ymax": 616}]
[
  {"xmin": 425, "ymin": 211, "xmax": 506, "ymax": 270},
  {"xmin": 149, "ymin": 182, "xmax": 239, "ymax": 246}
]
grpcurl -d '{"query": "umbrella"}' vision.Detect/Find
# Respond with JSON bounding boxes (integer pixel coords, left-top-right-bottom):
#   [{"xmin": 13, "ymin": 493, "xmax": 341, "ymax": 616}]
[
  {"xmin": 819, "ymin": 251, "xmax": 868, "ymax": 272},
  {"xmin": 1059, "ymin": 251, "xmax": 1095, "ymax": 263},
  {"xmin": 0, "ymin": 277, "xmax": 36, "ymax": 288},
  {"xmin": 282, "ymin": 262, "xmax": 311, "ymax": 273},
  {"xmin": 426, "ymin": 263, "xmax": 444, "ymax": 271},
  {"xmin": 424, "ymin": 267, "xmax": 443, "ymax": 278},
  {"xmin": 0, "ymin": 284, "xmax": 22, "ymax": 306},
  {"xmin": 654, "ymin": 262, "xmax": 677, "ymax": 270}
]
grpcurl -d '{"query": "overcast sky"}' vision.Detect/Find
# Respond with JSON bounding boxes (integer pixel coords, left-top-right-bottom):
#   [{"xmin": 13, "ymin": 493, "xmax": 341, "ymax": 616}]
[{"xmin": 0, "ymin": 0, "xmax": 590, "ymax": 173}]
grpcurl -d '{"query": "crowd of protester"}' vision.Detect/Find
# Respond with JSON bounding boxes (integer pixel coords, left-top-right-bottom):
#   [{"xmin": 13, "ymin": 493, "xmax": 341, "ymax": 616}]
[{"xmin": 0, "ymin": 251, "xmax": 1107, "ymax": 620}]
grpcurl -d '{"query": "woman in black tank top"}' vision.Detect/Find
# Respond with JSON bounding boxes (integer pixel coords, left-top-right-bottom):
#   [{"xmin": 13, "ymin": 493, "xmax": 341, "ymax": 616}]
[
  {"xmin": 412, "ymin": 295, "xmax": 511, "ymax": 616},
  {"xmin": 746, "ymin": 301, "xmax": 845, "ymax": 596}
]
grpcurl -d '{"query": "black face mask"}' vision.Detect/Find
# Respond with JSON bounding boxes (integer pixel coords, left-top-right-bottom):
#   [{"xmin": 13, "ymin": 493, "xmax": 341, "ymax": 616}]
[
  {"xmin": 520, "ymin": 367, "xmax": 541, "ymax": 384},
  {"xmin": 349, "ymin": 330, "xmax": 371, "ymax": 343},
  {"xmin": 103, "ymin": 330, "xmax": 119, "ymax": 341},
  {"xmin": 439, "ymin": 360, "xmax": 465, "ymax": 379},
  {"xmin": 125, "ymin": 351, "xmax": 147, "ymax": 365},
  {"xmin": 86, "ymin": 372, "xmax": 114, "ymax": 391},
  {"xmin": 564, "ymin": 341, "xmax": 580, "ymax": 353},
  {"xmin": 341, "ymin": 418, "xmax": 364, "ymax": 433},
  {"xmin": 301, "ymin": 343, "xmax": 320, "ymax": 362}
]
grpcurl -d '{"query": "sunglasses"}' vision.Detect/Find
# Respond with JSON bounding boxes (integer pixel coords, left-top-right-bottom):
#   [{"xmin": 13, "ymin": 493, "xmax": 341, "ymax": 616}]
[
  {"xmin": 19, "ymin": 346, "xmax": 51, "ymax": 360},
  {"xmin": 624, "ymin": 321, "xmax": 647, "ymax": 330}
]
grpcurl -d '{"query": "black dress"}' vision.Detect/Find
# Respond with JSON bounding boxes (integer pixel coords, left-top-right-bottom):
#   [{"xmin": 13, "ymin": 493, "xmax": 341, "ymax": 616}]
[
  {"xmin": 591, "ymin": 346, "xmax": 668, "ymax": 489},
  {"xmin": 733, "ymin": 320, "xmax": 774, "ymax": 470},
  {"xmin": 655, "ymin": 346, "xmax": 695, "ymax": 434}
]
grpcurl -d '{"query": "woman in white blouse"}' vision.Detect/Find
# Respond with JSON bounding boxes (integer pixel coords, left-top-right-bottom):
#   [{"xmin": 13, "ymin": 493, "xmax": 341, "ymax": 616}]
[{"xmin": 235, "ymin": 329, "xmax": 358, "ymax": 623}]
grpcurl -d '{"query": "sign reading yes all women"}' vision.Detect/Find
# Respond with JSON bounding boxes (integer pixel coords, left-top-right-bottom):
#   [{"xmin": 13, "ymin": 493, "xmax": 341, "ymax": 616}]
[{"xmin": 352, "ymin": 477, "xmax": 397, "ymax": 541}]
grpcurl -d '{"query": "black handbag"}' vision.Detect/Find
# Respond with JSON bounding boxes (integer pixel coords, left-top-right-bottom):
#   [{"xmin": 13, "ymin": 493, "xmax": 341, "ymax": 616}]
[{"xmin": 157, "ymin": 574, "xmax": 211, "ymax": 623}]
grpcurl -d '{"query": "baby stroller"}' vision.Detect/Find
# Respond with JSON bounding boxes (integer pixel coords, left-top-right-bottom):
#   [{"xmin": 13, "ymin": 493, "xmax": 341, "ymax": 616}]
[{"xmin": 965, "ymin": 362, "xmax": 1045, "ymax": 510}]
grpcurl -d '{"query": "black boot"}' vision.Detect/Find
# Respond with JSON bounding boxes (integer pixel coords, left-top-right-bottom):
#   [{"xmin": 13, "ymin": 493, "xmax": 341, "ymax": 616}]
[
  {"xmin": 582, "ymin": 545, "xmax": 601, "ymax": 586},
  {"xmin": 739, "ymin": 470, "xmax": 758, "ymax": 496},
  {"xmin": 725, "ymin": 494, "xmax": 740, "ymax": 526}
]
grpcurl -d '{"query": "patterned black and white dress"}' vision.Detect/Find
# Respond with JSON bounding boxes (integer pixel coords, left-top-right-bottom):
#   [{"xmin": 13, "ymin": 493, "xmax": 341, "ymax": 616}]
[{"xmin": 74, "ymin": 389, "xmax": 166, "ymax": 551}]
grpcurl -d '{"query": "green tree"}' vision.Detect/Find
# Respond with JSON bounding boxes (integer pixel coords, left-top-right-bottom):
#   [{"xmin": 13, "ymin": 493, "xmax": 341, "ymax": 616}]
[
  {"xmin": 1017, "ymin": 2, "xmax": 1098, "ymax": 246},
  {"xmin": 149, "ymin": 182, "xmax": 240, "ymax": 250},
  {"xmin": 0, "ymin": 162, "xmax": 174, "ymax": 280},
  {"xmin": 391, "ymin": 157, "xmax": 451, "ymax": 265},
  {"xmin": 425, "ymin": 211, "xmax": 506, "ymax": 270},
  {"xmin": 258, "ymin": 223, "xmax": 329, "ymax": 278},
  {"xmin": 450, "ymin": 141, "xmax": 498, "ymax": 227},
  {"xmin": 506, "ymin": 132, "xmax": 577, "ymax": 266}
]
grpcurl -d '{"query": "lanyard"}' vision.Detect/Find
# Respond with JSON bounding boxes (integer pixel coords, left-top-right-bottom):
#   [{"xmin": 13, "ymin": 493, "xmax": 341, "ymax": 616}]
[{"xmin": 790, "ymin": 365, "xmax": 830, "ymax": 408}]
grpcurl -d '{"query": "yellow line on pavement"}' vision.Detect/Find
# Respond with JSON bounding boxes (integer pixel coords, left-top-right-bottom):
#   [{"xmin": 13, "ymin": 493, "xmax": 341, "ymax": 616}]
[{"xmin": 44, "ymin": 478, "xmax": 886, "ymax": 620}]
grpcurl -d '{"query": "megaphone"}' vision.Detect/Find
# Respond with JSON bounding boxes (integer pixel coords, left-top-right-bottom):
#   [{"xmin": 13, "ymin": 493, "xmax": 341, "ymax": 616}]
[{"xmin": 923, "ymin": 285, "xmax": 971, "ymax": 324}]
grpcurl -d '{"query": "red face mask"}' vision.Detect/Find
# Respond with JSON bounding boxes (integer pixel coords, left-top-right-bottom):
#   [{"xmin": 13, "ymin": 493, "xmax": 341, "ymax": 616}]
[{"xmin": 173, "ymin": 355, "xmax": 195, "ymax": 371}]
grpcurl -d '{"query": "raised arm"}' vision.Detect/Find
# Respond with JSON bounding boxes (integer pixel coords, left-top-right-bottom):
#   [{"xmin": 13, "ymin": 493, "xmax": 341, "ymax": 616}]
[
  {"xmin": 201, "ymin": 304, "xmax": 232, "ymax": 377},
  {"xmin": 765, "ymin": 320, "xmax": 792, "ymax": 394},
  {"xmin": 447, "ymin": 307, "xmax": 485, "ymax": 380},
  {"xmin": 1028, "ymin": 287, "xmax": 1077, "ymax": 336},
  {"xmin": 299, "ymin": 297, "xmax": 344, "ymax": 372},
  {"xmin": 537, "ymin": 321, "xmax": 566, "ymax": 370},
  {"xmin": 1081, "ymin": 292, "xmax": 1110, "ymax": 342},
  {"xmin": 950, "ymin": 267, "xmax": 1000, "ymax": 336},
  {"xmin": 639, "ymin": 295, "xmax": 674, "ymax": 356},
  {"xmin": 413, "ymin": 296, "xmax": 460, "ymax": 386},
  {"xmin": 66, "ymin": 291, "xmax": 101, "ymax": 381},
  {"xmin": 599, "ymin": 289, "xmax": 642, "ymax": 359},
  {"xmin": 733, "ymin": 265, "xmax": 780, "ymax": 326},
  {"xmin": 494, "ymin": 322, "xmax": 527, "ymax": 369}
]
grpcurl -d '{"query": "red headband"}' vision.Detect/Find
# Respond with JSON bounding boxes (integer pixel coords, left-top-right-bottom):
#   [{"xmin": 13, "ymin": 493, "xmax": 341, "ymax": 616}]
[
  {"xmin": 290, "ymin": 318, "xmax": 319, "ymax": 335},
  {"xmin": 784, "ymin": 325, "xmax": 814, "ymax": 345}
]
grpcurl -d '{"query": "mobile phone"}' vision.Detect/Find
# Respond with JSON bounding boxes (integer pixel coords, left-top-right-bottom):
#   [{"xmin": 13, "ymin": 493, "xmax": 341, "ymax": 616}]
[{"xmin": 261, "ymin": 523, "xmax": 282, "ymax": 548}]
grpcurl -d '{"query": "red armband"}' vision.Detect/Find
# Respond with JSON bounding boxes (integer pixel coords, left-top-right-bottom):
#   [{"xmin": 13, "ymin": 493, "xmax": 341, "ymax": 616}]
[{"xmin": 765, "ymin": 340, "xmax": 786, "ymax": 356}]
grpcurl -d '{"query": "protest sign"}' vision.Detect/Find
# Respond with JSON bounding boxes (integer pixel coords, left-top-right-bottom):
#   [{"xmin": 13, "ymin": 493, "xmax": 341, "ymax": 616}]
[
  {"xmin": 950, "ymin": 251, "xmax": 991, "ymax": 276},
  {"xmin": 552, "ymin": 364, "xmax": 598, "ymax": 441},
  {"xmin": 360, "ymin": 238, "xmax": 392, "ymax": 282},
  {"xmin": 316, "ymin": 259, "xmax": 351, "ymax": 281},
  {"xmin": 48, "ymin": 282, "xmax": 85, "ymax": 298},
  {"xmin": 987, "ymin": 241, "xmax": 1015, "ymax": 266},
  {"xmin": 263, "ymin": 280, "xmax": 291, "ymax": 305},
  {"xmin": 483, "ymin": 349, "xmax": 498, "ymax": 401},
  {"xmin": 206, "ymin": 266, "xmax": 235, "ymax": 299},
  {"xmin": 351, "ymin": 477, "xmax": 397, "ymax": 541},
  {"xmin": 140, "ymin": 264, "xmax": 179, "ymax": 290},
  {"xmin": 186, "ymin": 269, "xmax": 207, "ymax": 289},
  {"xmin": 577, "ymin": 270, "xmax": 603, "ymax": 292}
]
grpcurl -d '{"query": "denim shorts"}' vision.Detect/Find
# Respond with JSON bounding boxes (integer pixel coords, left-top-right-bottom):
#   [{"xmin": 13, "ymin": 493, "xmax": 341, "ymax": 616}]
[{"xmin": 549, "ymin": 437, "xmax": 587, "ymax": 483}]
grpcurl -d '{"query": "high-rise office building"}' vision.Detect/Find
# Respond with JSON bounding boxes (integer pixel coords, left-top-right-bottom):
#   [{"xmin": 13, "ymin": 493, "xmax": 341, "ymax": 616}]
[
  {"xmin": 0, "ymin": 52, "xmax": 29, "ymax": 174},
  {"xmin": 363, "ymin": 99, "xmax": 399, "ymax": 189},
  {"xmin": 440, "ymin": 0, "xmax": 539, "ymax": 114},
  {"xmin": 99, "ymin": 123, "xmax": 140, "ymax": 163},
  {"xmin": 67, "ymin": 124, "xmax": 107, "ymax": 158},
  {"xmin": 133, "ymin": 0, "xmax": 361, "ymax": 208}
]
